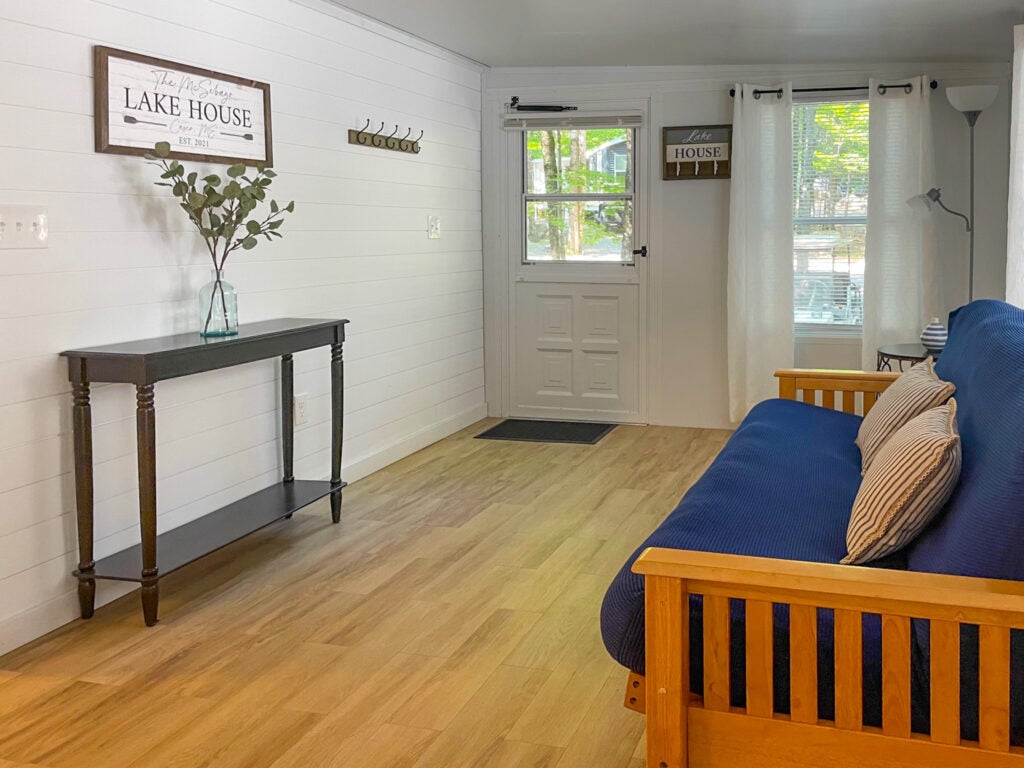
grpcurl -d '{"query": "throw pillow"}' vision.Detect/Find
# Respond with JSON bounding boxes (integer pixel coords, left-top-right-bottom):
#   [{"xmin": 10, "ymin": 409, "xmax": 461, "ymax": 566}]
[
  {"xmin": 856, "ymin": 357, "xmax": 955, "ymax": 473},
  {"xmin": 843, "ymin": 399, "xmax": 961, "ymax": 565}
]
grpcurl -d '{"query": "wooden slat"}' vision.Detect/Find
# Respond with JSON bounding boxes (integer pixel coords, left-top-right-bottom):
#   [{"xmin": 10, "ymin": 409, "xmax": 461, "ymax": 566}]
[
  {"xmin": 645, "ymin": 575, "xmax": 687, "ymax": 768},
  {"xmin": 703, "ymin": 594, "xmax": 731, "ymax": 712},
  {"xmin": 822, "ymin": 390, "xmax": 836, "ymax": 410},
  {"xmin": 863, "ymin": 391, "xmax": 878, "ymax": 414},
  {"xmin": 930, "ymin": 620, "xmax": 960, "ymax": 745},
  {"xmin": 802, "ymin": 388, "xmax": 816, "ymax": 405},
  {"xmin": 881, "ymin": 615, "xmax": 912, "ymax": 738},
  {"xmin": 834, "ymin": 609, "xmax": 863, "ymax": 731},
  {"xmin": 689, "ymin": 706, "xmax": 1024, "ymax": 768},
  {"xmin": 979, "ymin": 624, "xmax": 1011, "ymax": 752},
  {"xmin": 842, "ymin": 390, "xmax": 856, "ymax": 414},
  {"xmin": 778, "ymin": 376, "xmax": 797, "ymax": 401},
  {"xmin": 745, "ymin": 600, "xmax": 774, "ymax": 718},
  {"xmin": 631, "ymin": 549, "xmax": 1024, "ymax": 629},
  {"xmin": 789, "ymin": 604, "xmax": 817, "ymax": 724}
]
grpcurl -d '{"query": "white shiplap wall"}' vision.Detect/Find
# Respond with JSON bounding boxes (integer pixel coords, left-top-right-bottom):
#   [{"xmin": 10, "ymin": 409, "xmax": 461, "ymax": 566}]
[{"xmin": 0, "ymin": 0, "xmax": 484, "ymax": 653}]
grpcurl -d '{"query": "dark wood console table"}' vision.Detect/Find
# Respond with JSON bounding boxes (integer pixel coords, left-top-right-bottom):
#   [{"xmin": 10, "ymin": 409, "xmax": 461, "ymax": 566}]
[{"xmin": 61, "ymin": 317, "xmax": 348, "ymax": 626}]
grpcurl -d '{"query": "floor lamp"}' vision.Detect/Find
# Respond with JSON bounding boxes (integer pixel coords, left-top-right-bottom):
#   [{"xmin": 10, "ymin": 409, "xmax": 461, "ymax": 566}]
[{"xmin": 909, "ymin": 84, "xmax": 999, "ymax": 302}]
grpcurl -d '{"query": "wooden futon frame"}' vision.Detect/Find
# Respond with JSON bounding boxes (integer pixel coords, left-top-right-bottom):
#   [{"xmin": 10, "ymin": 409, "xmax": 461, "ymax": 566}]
[{"xmin": 625, "ymin": 369, "xmax": 1024, "ymax": 768}]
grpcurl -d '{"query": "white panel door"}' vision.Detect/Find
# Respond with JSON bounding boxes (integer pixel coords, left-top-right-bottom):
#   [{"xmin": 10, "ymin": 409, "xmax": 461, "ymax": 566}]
[{"xmin": 513, "ymin": 281, "xmax": 641, "ymax": 422}]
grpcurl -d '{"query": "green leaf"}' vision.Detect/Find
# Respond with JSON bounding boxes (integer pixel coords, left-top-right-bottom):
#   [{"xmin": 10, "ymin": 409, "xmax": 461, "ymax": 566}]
[
  {"xmin": 154, "ymin": 182, "xmax": 172, "ymax": 187},
  {"xmin": 203, "ymin": 175, "xmax": 221, "ymax": 186},
  {"xmin": 173, "ymin": 181, "xmax": 188, "ymax": 197},
  {"xmin": 187, "ymin": 191, "xmax": 207, "ymax": 208},
  {"xmin": 227, "ymin": 163, "xmax": 246, "ymax": 178},
  {"xmin": 200, "ymin": 227, "xmax": 214, "ymax": 238},
  {"xmin": 223, "ymin": 181, "xmax": 241, "ymax": 199},
  {"xmin": 269, "ymin": 230, "xmax": 283, "ymax": 238},
  {"xmin": 242, "ymin": 236, "xmax": 258, "ymax": 250},
  {"xmin": 160, "ymin": 169, "xmax": 177, "ymax": 179},
  {"xmin": 257, "ymin": 178, "xmax": 272, "ymax": 187},
  {"xmin": 263, "ymin": 169, "xmax": 277, "ymax": 178},
  {"xmin": 270, "ymin": 200, "xmax": 279, "ymax": 214},
  {"xmin": 245, "ymin": 220, "xmax": 261, "ymax": 235},
  {"xmin": 286, "ymin": 201, "xmax": 295, "ymax": 213},
  {"xmin": 268, "ymin": 219, "xmax": 284, "ymax": 230},
  {"xmin": 187, "ymin": 172, "xmax": 198, "ymax": 186},
  {"xmin": 209, "ymin": 213, "xmax": 222, "ymax": 229},
  {"xmin": 154, "ymin": 141, "xmax": 171, "ymax": 158},
  {"xmin": 206, "ymin": 193, "xmax": 225, "ymax": 207}
]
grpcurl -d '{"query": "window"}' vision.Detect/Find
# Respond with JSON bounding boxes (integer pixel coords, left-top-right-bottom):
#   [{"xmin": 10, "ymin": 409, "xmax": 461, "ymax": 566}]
[
  {"xmin": 792, "ymin": 100, "xmax": 869, "ymax": 333},
  {"xmin": 524, "ymin": 127, "xmax": 635, "ymax": 263}
]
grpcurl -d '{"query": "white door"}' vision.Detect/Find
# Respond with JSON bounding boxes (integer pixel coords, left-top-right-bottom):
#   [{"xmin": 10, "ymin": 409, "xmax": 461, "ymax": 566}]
[{"xmin": 506, "ymin": 109, "xmax": 647, "ymax": 424}]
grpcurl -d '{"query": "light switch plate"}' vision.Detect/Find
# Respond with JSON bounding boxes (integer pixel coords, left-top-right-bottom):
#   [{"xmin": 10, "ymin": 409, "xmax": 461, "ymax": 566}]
[
  {"xmin": 0, "ymin": 205, "xmax": 49, "ymax": 249},
  {"xmin": 427, "ymin": 215, "xmax": 441, "ymax": 239}
]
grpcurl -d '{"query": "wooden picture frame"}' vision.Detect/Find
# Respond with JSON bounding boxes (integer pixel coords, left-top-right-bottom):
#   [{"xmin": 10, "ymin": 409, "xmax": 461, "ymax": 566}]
[
  {"xmin": 662, "ymin": 124, "xmax": 732, "ymax": 180},
  {"xmin": 93, "ymin": 46, "xmax": 273, "ymax": 167}
]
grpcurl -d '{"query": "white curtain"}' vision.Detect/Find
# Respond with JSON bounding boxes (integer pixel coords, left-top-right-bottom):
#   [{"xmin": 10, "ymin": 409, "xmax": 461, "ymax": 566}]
[
  {"xmin": 1008, "ymin": 26, "xmax": 1024, "ymax": 307},
  {"xmin": 862, "ymin": 76, "xmax": 939, "ymax": 371},
  {"xmin": 728, "ymin": 83, "xmax": 794, "ymax": 422}
]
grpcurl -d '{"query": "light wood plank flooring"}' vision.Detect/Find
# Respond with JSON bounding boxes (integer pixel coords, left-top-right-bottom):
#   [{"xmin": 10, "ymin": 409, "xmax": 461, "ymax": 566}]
[{"xmin": 0, "ymin": 419, "xmax": 729, "ymax": 768}]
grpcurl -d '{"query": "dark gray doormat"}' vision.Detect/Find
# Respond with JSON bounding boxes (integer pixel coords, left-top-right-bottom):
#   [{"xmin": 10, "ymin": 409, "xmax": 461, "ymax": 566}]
[{"xmin": 475, "ymin": 419, "xmax": 616, "ymax": 445}]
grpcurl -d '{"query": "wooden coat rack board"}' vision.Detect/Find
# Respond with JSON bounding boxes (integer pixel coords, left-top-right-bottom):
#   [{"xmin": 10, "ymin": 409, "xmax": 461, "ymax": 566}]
[
  {"xmin": 348, "ymin": 121, "xmax": 423, "ymax": 154},
  {"xmin": 662, "ymin": 124, "xmax": 732, "ymax": 180}
]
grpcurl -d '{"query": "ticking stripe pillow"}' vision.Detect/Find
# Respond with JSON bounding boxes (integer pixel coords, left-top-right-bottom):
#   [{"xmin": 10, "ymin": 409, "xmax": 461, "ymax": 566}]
[
  {"xmin": 842, "ymin": 399, "xmax": 961, "ymax": 565},
  {"xmin": 856, "ymin": 357, "xmax": 955, "ymax": 473}
]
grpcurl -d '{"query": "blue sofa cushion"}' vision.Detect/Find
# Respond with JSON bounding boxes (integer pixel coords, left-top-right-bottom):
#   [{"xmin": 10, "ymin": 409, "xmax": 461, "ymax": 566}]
[
  {"xmin": 601, "ymin": 397, "xmax": 876, "ymax": 674},
  {"xmin": 907, "ymin": 300, "xmax": 1024, "ymax": 580}
]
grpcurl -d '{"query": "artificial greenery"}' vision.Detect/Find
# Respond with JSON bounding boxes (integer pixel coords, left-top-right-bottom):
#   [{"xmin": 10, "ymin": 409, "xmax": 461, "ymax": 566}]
[{"xmin": 145, "ymin": 141, "xmax": 295, "ymax": 333}]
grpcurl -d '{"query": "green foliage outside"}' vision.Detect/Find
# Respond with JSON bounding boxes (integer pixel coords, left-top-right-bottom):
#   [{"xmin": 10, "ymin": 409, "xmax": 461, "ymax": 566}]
[
  {"xmin": 525, "ymin": 128, "xmax": 633, "ymax": 260},
  {"xmin": 793, "ymin": 101, "xmax": 869, "ymax": 218}
]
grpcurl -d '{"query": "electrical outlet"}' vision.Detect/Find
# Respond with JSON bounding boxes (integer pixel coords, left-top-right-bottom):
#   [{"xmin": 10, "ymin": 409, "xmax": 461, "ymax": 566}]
[
  {"xmin": 294, "ymin": 393, "xmax": 309, "ymax": 426},
  {"xmin": 0, "ymin": 205, "xmax": 49, "ymax": 249},
  {"xmin": 427, "ymin": 215, "xmax": 441, "ymax": 239}
]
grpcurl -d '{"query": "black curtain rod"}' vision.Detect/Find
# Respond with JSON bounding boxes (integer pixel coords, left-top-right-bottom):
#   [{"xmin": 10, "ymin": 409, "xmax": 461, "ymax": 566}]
[{"xmin": 728, "ymin": 80, "xmax": 939, "ymax": 98}]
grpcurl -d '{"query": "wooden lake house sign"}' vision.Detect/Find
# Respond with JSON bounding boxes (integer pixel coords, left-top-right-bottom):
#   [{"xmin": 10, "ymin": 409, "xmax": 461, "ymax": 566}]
[
  {"xmin": 93, "ymin": 46, "xmax": 273, "ymax": 166},
  {"xmin": 662, "ymin": 125, "xmax": 732, "ymax": 180}
]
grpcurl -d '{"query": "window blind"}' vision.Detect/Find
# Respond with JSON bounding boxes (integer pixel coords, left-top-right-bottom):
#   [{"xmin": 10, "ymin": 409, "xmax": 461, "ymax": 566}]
[{"xmin": 503, "ymin": 112, "xmax": 643, "ymax": 131}]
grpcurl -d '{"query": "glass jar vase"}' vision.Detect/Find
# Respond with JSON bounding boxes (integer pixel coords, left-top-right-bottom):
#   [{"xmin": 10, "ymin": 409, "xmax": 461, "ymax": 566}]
[{"xmin": 198, "ymin": 269, "xmax": 238, "ymax": 337}]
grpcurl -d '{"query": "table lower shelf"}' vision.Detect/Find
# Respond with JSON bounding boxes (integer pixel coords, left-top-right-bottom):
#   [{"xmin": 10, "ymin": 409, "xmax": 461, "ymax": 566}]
[{"xmin": 89, "ymin": 479, "xmax": 346, "ymax": 582}]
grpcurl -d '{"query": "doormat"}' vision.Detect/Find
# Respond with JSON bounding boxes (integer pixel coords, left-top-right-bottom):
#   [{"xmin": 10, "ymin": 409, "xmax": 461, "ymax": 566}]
[{"xmin": 475, "ymin": 419, "xmax": 615, "ymax": 445}]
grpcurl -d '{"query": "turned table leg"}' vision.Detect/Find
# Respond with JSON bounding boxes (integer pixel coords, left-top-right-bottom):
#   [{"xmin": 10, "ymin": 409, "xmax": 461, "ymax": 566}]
[
  {"xmin": 282, "ymin": 353, "xmax": 294, "ymax": 484},
  {"xmin": 330, "ymin": 341, "xmax": 344, "ymax": 524},
  {"xmin": 136, "ymin": 383, "xmax": 159, "ymax": 626},
  {"xmin": 71, "ymin": 377, "xmax": 96, "ymax": 619}
]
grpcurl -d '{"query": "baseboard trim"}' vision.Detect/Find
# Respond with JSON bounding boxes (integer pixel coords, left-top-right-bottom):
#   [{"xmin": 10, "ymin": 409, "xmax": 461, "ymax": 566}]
[{"xmin": 0, "ymin": 401, "xmax": 487, "ymax": 657}]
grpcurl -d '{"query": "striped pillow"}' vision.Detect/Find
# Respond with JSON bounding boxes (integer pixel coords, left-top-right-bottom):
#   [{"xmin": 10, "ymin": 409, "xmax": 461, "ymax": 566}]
[
  {"xmin": 856, "ymin": 357, "xmax": 955, "ymax": 473},
  {"xmin": 842, "ymin": 400, "xmax": 961, "ymax": 565}
]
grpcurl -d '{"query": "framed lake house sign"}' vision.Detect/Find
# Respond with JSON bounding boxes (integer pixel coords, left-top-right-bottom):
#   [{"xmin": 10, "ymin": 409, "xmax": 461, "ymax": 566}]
[
  {"xmin": 93, "ymin": 46, "xmax": 273, "ymax": 166},
  {"xmin": 662, "ymin": 124, "xmax": 732, "ymax": 180}
]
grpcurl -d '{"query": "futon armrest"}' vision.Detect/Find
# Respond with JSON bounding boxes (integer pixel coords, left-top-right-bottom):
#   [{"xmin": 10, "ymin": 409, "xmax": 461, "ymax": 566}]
[
  {"xmin": 774, "ymin": 369, "xmax": 899, "ymax": 413},
  {"xmin": 632, "ymin": 548, "xmax": 1024, "ymax": 626}
]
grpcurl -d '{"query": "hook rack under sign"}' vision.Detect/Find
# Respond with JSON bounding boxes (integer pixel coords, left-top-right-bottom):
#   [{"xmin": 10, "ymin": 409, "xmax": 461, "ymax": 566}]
[
  {"xmin": 348, "ymin": 120, "xmax": 423, "ymax": 154},
  {"xmin": 662, "ymin": 124, "xmax": 733, "ymax": 181}
]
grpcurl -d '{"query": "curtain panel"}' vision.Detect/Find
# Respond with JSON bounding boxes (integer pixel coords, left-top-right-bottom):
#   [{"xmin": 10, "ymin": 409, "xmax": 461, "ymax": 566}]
[
  {"xmin": 862, "ymin": 75, "xmax": 939, "ymax": 371},
  {"xmin": 727, "ymin": 83, "xmax": 794, "ymax": 422},
  {"xmin": 1008, "ymin": 26, "xmax": 1024, "ymax": 307}
]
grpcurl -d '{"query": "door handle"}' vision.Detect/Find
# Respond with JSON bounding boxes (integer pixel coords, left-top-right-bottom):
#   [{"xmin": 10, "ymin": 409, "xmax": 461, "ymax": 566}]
[{"xmin": 632, "ymin": 246, "xmax": 648, "ymax": 258}]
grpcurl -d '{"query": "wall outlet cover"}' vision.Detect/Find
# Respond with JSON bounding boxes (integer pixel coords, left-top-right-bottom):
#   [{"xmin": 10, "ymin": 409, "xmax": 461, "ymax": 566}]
[
  {"xmin": 0, "ymin": 205, "xmax": 49, "ymax": 249},
  {"xmin": 294, "ymin": 393, "xmax": 309, "ymax": 426},
  {"xmin": 427, "ymin": 215, "xmax": 441, "ymax": 239}
]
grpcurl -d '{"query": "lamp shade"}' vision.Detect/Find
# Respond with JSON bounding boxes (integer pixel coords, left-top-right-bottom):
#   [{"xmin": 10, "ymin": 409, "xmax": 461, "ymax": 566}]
[{"xmin": 946, "ymin": 85, "xmax": 998, "ymax": 114}]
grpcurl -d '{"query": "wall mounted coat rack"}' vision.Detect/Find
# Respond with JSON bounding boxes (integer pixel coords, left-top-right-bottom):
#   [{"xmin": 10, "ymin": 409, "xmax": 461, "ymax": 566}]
[{"xmin": 348, "ymin": 120, "xmax": 423, "ymax": 154}]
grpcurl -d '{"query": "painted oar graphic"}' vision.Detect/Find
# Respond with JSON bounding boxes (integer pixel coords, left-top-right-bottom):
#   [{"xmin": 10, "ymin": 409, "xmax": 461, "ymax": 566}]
[
  {"xmin": 123, "ymin": 115, "xmax": 167, "ymax": 127},
  {"xmin": 221, "ymin": 131, "xmax": 254, "ymax": 141}
]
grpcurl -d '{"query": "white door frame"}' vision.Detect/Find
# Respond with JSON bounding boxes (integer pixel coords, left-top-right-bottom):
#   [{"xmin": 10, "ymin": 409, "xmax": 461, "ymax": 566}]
[{"xmin": 499, "ymin": 96, "xmax": 651, "ymax": 424}]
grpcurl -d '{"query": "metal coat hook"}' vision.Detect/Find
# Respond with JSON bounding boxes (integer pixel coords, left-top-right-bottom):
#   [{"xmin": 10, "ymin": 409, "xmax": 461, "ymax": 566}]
[{"xmin": 348, "ymin": 120, "xmax": 425, "ymax": 155}]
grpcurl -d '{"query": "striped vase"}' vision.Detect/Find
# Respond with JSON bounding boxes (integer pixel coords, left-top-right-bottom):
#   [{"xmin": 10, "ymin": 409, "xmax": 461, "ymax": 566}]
[{"xmin": 920, "ymin": 318, "xmax": 948, "ymax": 355}]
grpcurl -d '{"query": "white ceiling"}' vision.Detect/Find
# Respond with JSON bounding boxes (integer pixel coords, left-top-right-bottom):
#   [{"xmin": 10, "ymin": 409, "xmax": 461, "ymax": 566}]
[{"xmin": 329, "ymin": 0, "xmax": 1022, "ymax": 68}]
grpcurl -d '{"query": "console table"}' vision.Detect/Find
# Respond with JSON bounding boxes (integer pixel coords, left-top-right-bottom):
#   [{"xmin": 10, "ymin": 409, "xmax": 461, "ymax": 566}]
[{"xmin": 61, "ymin": 317, "xmax": 348, "ymax": 626}]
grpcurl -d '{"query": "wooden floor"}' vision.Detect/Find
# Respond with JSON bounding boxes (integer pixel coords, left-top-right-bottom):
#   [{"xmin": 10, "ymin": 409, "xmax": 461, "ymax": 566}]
[{"xmin": 0, "ymin": 419, "xmax": 729, "ymax": 768}]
